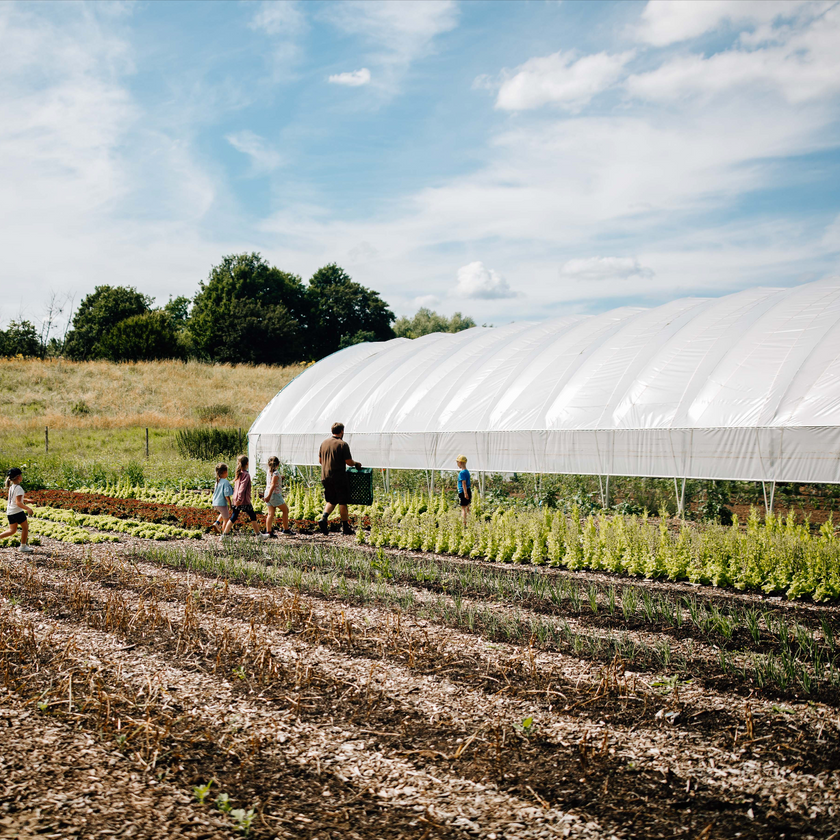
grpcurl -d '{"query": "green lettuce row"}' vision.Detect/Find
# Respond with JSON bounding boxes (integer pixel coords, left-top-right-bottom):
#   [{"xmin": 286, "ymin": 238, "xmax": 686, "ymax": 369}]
[{"xmin": 31, "ymin": 505, "xmax": 203, "ymax": 541}]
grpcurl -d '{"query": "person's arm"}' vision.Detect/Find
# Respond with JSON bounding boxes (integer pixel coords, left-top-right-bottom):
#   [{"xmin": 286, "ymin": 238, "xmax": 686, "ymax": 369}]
[
  {"xmin": 463, "ymin": 472, "xmax": 470, "ymax": 501},
  {"xmin": 344, "ymin": 442, "xmax": 361, "ymax": 469},
  {"xmin": 20, "ymin": 490, "xmax": 33, "ymax": 515},
  {"xmin": 264, "ymin": 473, "xmax": 278, "ymax": 501}
]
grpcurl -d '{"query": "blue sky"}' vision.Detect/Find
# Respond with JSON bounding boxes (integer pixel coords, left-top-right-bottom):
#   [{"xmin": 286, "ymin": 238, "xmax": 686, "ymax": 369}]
[{"xmin": 1, "ymin": 0, "xmax": 840, "ymax": 334}]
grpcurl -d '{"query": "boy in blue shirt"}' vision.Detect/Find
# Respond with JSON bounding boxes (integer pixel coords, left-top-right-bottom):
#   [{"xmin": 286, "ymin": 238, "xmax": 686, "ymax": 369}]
[{"xmin": 456, "ymin": 455, "xmax": 471, "ymax": 525}]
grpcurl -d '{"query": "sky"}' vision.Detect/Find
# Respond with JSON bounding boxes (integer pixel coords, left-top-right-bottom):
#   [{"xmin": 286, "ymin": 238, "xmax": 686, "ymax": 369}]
[{"xmin": 1, "ymin": 0, "xmax": 840, "ymax": 336}]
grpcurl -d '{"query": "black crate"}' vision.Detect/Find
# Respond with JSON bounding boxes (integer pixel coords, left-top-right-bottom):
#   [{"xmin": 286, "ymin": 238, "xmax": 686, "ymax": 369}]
[{"xmin": 346, "ymin": 467, "xmax": 374, "ymax": 506}]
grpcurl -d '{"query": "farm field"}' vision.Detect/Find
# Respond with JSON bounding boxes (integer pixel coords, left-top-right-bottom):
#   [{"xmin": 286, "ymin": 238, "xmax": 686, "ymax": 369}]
[{"xmin": 2, "ymin": 482, "xmax": 840, "ymax": 839}]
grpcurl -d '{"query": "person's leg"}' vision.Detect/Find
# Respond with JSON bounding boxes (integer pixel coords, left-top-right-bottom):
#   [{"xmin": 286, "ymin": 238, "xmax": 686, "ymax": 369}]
[
  {"xmin": 20, "ymin": 520, "xmax": 28, "ymax": 545},
  {"xmin": 322, "ymin": 501, "xmax": 336, "ymax": 518},
  {"xmin": 280, "ymin": 503, "xmax": 290, "ymax": 530},
  {"xmin": 463, "ymin": 504, "xmax": 469, "ymax": 526},
  {"xmin": 0, "ymin": 522, "xmax": 18, "ymax": 540},
  {"xmin": 338, "ymin": 504, "xmax": 349, "ymax": 522},
  {"xmin": 265, "ymin": 505, "xmax": 276, "ymax": 533}
]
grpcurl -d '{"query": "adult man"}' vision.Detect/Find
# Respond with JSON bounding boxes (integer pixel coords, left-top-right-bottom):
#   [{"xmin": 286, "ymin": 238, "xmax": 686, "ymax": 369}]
[{"xmin": 318, "ymin": 422, "xmax": 361, "ymax": 535}]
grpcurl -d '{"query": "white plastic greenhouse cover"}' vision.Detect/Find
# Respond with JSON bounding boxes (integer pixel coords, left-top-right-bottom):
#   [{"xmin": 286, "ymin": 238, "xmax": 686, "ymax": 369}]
[{"xmin": 249, "ymin": 277, "xmax": 840, "ymax": 483}]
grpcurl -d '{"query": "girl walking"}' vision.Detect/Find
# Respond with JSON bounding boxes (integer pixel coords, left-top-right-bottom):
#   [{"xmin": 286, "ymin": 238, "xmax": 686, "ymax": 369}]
[
  {"xmin": 262, "ymin": 456, "xmax": 292, "ymax": 537},
  {"xmin": 227, "ymin": 455, "xmax": 260, "ymax": 536},
  {"xmin": 211, "ymin": 463, "xmax": 233, "ymax": 535},
  {"xmin": 1, "ymin": 467, "xmax": 34, "ymax": 553}
]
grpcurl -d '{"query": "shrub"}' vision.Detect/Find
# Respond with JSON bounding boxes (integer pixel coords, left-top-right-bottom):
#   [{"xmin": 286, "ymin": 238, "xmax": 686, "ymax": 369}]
[{"xmin": 175, "ymin": 428, "xmax": 244, "ymax": 461}]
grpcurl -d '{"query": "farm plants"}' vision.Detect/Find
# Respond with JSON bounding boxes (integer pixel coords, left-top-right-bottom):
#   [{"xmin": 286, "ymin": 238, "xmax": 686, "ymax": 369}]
[
  {"xmin": 363, "ymin": 491, "xmax": 840, "ymax": 601},
  {"xmin": 31, "ymin": 505, "xmax": 202, "ymax": 540}
]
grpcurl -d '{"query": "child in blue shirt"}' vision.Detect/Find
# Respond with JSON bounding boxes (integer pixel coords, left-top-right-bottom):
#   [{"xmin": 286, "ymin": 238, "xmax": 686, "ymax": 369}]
[
  {"xmin": 456, "ymin": 455, "xmax": 471, "ymax": 525},
  {"xmin": 211, "ymin": 463, "xmax": 234, "ymax": 535}
]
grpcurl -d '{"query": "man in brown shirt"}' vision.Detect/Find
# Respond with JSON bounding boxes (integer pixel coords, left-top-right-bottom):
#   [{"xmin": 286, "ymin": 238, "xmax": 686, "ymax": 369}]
[{"xmin": 318, "ymin": 422, "xmax": 361, "ymax": 535}]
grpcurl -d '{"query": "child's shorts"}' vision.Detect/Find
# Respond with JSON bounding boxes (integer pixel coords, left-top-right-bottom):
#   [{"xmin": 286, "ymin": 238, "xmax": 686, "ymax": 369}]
[
  {"xmin": 267, "ymin": 492, "xmax": 285, "ymax": 507},
  {"xmin": 213, "ymin": 505, "xmax": 231, "ymax": 520},
  {"xmin": 230, "ymin": 504, "xmax": 257, "ymax": 523},
  {"xmin": 7, "ymin": 511, "xmax": 27, "ymax": 525},
  {"xmin": 458, "ymin": 493, "xmax": 471, "ymax": 508}
]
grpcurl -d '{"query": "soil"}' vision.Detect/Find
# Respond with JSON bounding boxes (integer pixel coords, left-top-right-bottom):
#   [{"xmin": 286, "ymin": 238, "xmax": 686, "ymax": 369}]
[{"xmin": 1, "ymin": 534, "xmax": 839, "ymax": 839}]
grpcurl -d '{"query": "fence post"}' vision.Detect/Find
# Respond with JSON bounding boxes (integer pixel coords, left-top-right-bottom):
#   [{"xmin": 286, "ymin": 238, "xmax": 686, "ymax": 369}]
[
  {"xmin": 45, "ymin": 426, "xmax": 49, "ymax": 455},
  {"xmin": 145, "ymin": 427, "xmax": 149, "ymax": 459}
]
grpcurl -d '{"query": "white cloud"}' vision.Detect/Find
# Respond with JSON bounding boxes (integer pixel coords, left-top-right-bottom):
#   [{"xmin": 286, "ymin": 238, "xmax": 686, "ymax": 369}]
[
  {"xmin": 823, "ymin": 215, "xmax": 840, "ymax": 251},
  {"xmin": 454, "ymin": 262, "xmax": 518, "ymax": 299},
  {"xmin": 328, "ymin": 68, "xmax": 371, "ymax": 87},
  {"xmin": 226, "ymin": 130, "xmax": 282, "ymax": 173},
  {"xmin": 249, "ymin": 1, "xmax": 306, "ymax": 36},
  {"xmin": 627, "ymin": 4, "xmax": 840, "ymax": 104},
  {"xmin": 413, "ymin": 294, "xmax": 441, "ymax": 309},
  {"xmin": 324, "ymin": 0, "xmax": 457, "ymax": 91},
  {"xmin": 559, "ymin": 257, "xmax": 655, "ymax": 284},
  {"xmin": 495, "ymin": 50, "xmax": 634, "ymax": 111},
  {"xmin": 633, "ymin": 0, "xmax": 809, "ymax": 46}
]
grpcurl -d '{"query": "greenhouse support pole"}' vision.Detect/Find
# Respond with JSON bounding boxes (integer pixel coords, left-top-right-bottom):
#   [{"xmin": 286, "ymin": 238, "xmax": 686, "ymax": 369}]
[
  {"xmin": 674, "ymin": 477, "xmax": 687, "ymax": 517},
  {"xmin": 769, "ymin": 481, "xmax": 776, "ymax": 514},
  {"xmin": 479, "ymin": 470, "xmax": 485, "ymax": 498},
  {"xmin": 385, "ymin": 468, "xmax": 390, "ymax": 494},
  {"xmin": 597, "ymin": 475, "xmax": 605, "ymax": 509},
  {"xmin": 605, "ymin": 475, "xmax": 610, "ymax": 509}
]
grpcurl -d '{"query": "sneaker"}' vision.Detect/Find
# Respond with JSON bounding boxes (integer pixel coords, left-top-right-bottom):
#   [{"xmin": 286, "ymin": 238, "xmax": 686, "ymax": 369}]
[
  {"xmin": 281, "ymin": 528, "xmax": 293, "ymax": 535},
  {"xmin": 18, "ymin": 544, "xmax": 33, "ymax": 554},
  {"xmin": 318, "ymin": 518, "xmax": 329, "ymax": 535},
  {"xmin": 258, "ymin": 532, "xmax": 270, "ymax": 540},
  {"xmin": 341, "ymin": 522, "xmax": 354, "ymax": 536}
]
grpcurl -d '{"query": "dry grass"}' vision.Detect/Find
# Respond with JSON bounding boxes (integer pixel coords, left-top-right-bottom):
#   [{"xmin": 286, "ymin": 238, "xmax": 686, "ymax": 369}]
[{"xmin": 0, "ymin": 358, "xmax": 305, "ymax": 430}]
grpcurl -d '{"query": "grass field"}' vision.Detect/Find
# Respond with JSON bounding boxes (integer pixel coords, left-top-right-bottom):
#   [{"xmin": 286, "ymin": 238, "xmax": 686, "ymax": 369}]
[{"xmin": 0, "ymin": 357, "xmax": 304, "ymax": 431}]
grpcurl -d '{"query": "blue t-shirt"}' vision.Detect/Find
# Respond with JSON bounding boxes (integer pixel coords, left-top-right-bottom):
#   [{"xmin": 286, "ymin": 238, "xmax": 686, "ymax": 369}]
[
  {"xmin": 458, "ymin": 468, "xmax": 471, "ymax": 496},
  {"xmin": 212, "ymin": 477, "xmax": 233, "ymax": 506}
]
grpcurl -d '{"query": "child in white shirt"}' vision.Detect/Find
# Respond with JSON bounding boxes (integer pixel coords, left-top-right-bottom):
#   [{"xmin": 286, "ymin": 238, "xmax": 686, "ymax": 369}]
[{"xmin": 1, "ymin": 467, "xmax": 34, "ymax": 553}]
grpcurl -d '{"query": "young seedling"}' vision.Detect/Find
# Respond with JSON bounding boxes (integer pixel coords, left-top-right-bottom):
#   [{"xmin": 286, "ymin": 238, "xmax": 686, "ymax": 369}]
[
  {"xmin": 230, "ymin": 808, "xmax": 256, "ymax": 836},
  {"xmin": 192, "ymin": 779, "xmax": 215, "ymax": 805},
  {"xmin": 216, "ymin": 793, "xmax": 233, "ymax": 814}
]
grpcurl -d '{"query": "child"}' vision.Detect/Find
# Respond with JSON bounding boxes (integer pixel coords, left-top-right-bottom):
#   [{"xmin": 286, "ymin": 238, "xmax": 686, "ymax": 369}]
[
  {"xmin": 211, "ymin": 463, "xmax": 233, "ymax": 535},
  {"xmin": 262, "ymin": 455, "xmax": 292, "ymax": 537},
  {"xmin": 1, "ymin": 467, "xmax": 34, "ymax": 553},
  {"xmin": 456, "ymin": 455, "xmax": 471, "ymax": 525},
  {"xmin": 226, "ymin": 455, "xmax": 261, "ymax": 536}
]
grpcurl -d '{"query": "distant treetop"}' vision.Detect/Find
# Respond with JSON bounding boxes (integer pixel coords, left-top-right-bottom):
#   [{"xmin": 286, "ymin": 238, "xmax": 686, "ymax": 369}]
[{"xmin": 394, "ymin": 307, "xmax": 477, "ymax": 340}]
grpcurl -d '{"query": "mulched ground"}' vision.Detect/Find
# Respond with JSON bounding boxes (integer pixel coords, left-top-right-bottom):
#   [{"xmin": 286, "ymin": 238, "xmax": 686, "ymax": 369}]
[{"xmin": 1, "ymin": 534, "xmax": 839, "ymax": 839}]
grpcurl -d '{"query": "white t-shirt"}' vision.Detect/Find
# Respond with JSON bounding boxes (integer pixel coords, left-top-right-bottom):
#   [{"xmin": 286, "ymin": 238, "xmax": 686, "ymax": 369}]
[{"xmin": 7, "ymin": 484, "xmax": 24, "ymax": 515}]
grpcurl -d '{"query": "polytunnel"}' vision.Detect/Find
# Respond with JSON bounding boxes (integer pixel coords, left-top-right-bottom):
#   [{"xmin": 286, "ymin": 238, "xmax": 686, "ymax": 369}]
[{"xmin": 248, "ymin": 277, "xmax": 840, "ymax": 489}]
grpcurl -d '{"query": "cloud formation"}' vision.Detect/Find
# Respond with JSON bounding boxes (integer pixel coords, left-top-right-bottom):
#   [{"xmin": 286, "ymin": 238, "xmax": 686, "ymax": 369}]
[
  {"xmin": 324, "ymin": 0, "xmax": 457, "ymax": 91},
  {"xmin": 226, "ymin": 130, "xmax": 282, "ymax": 173},
  {"xmin": 494, "ymin": 50, "xmax": 634, "ymax": 111},
  {"xmin": 455, "ymin": 262, "xmax": 518, "ymax": 299},
  {"xmin": 328, "ymin": 68, "xmax": 371, "ymax": 87},
  {"xmin": 633, "ymin": 0, "xmax": 806, "ymax": 46},
  {"xmin": 559, "ymin": 257, "xmax": 655, "ymax": 284}
]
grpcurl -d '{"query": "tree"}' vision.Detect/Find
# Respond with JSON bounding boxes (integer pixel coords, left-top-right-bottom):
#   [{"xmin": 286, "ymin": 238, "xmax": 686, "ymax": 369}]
[
  {"xmin": 306, "ymin": 263, "xmax": 395, "ymax": 359},
  {"xmin": 189, "ymin": 253, "xmax": 307, "ymax": 364},
  {"xmin": 64, "ymin": 286, "xmax": 152, "ymax": 360},
  {"xmin": 393, "ymin": 307, "xmax": 476, "ymax": 340},
  {"xmin": 0, "ymin": 320, "xmax": 42, "ymax": 357},
  {"xmin": 163, "ymin": 295, "xmax": 190, "ymax": 323},
  {"xmin": 96, "ymin": 311, "xmax": 183, "ymax": 363}
]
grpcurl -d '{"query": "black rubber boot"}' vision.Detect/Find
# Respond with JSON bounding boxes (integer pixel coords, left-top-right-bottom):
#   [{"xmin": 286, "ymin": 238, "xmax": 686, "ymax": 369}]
[
  {"xmin": 342, "ymin": 521, "xmax": 354, "ymax": 536},
  {"xmin": 318, "ymin": 517, "xmax": 329, "ymax": 535}
]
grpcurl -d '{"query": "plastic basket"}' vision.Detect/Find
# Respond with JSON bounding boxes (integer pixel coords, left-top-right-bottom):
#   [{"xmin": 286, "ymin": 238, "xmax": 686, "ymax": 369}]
[{"xmin": 346, "ymin": 467, "xmax": 374, "ymax": 506}]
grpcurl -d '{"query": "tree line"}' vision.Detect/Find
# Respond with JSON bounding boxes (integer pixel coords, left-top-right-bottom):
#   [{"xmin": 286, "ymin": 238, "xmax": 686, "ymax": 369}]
[{"xmin": 0, "ymin": 253, "xmax": 476, "ymax": 365}]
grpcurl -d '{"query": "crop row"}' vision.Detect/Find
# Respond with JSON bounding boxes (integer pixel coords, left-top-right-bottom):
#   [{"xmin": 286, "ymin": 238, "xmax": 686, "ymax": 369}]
[
  {"xmin": 133, "ymin": 540, "xmax": 840, "ymax": 700},
  {"xmin": 31, "ymin": 505, "xmax": 203, "ymax": 541},
  {"xmin": 357, "ymin": 493, "xmax": 840, "ymax": 601}
]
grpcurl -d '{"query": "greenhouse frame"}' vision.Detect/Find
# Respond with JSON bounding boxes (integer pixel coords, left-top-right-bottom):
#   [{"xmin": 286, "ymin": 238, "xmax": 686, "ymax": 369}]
[{"xmin": 249, "ymin": 277, "xmax": 840, "ymax": 502}]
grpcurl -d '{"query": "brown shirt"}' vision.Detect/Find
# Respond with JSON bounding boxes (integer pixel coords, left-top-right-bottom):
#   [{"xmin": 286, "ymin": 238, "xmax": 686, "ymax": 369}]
[{"xmin": 320, "ymin": 437, "xmax": 352, "ymax": 480}]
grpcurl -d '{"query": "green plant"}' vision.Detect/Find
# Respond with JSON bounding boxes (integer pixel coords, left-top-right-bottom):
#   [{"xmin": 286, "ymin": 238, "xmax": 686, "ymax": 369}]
[
  {"xmin": 192, "ymin": 779, "xmax": 215, "ymax": 805},
  {"xmin": 215, "ymin": 793, "xmax": 233, "ymax": 814},
  {"xmin": 230, "ymin": 808, "xmax": 256, "ymax": 836},
  {"xmin": 175, "ymin": 427, "xmax": 244, "ymax": 460}
]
